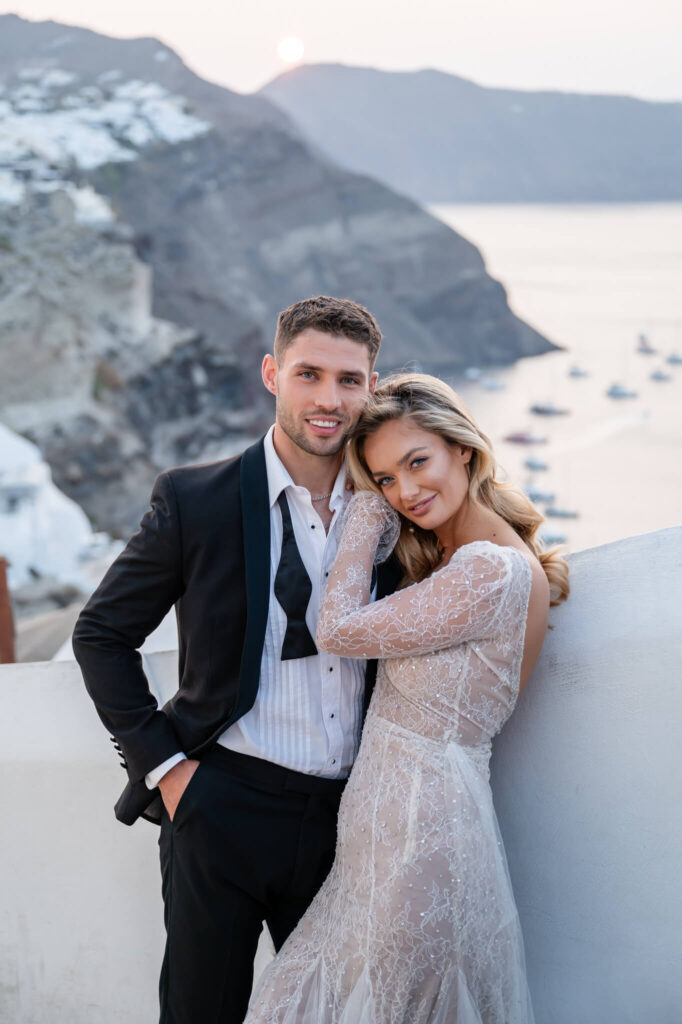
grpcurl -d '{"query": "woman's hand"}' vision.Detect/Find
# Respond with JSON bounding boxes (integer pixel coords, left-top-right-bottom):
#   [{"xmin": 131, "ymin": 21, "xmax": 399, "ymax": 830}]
[{"xmin": 341, "ymin": 491, "xmax": 401, "ymax": 564}]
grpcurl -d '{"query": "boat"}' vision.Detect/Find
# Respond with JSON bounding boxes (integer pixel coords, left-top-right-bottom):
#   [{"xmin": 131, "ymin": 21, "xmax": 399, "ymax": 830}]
[
  {"xmin": 636, "ymin": 332, "xmax": 656, "ymax": 355},
  {"xmin": 529, "ymin": 402, "xmax": 571, "ymax": 416},
  {"xmin": 524, "ymin": 457, "xmax": 549, "ymax": 471},
  {"xmin": 525, "ymin": 488, "xmax": 556, "ymax": 504},
  {"xmin": 568, "ymin": 365, "xmax": 589, "ymax": 378},
  {"xmin": 540, "ymin": 530, "xmax": 567, "ymax": 545},
  {"xmin": 545, "ymin": 507, "xmax": 580, "ymax": 519},
  {"xmin": 666, "ymin": 353, "xmax": 682, "ymax": 366},
  {"xmin": 464, "ymin": 367, "xmax": 481, "ymax": 381},
  {"xmin": 606, "ymin": 383, "xmax": 638, "ymax": 399},
  {"xmin": 650, "ymin": 369, "xmax": 672, "ymax": 382},
  {"xmin": 480, "ymin": 377, "xmax": 505, "ymax": 391},
  {"xmin": 503, "ymin": 431, "xmax": 548, "ymax": 445}
]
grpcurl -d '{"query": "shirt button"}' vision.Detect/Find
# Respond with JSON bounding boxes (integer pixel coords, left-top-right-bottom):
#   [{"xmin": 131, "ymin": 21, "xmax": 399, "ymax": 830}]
[
  {"xmin": 330, "ymin": 713, "xmax": 335, "ymax": 718},
  {"xmin": 329, "ymin": 666, "xmax": 333, "ymax": 672},
  {"xmin": 331, "ymin": 759, "xmax": 336, "ymax": 765},
  {"xmin": 325, "ymin": 571, "xmax": 329, "ymax": 577},
  {"xmin": 311, "ymin": 524, "xmax": 315, "ymax": 529}
]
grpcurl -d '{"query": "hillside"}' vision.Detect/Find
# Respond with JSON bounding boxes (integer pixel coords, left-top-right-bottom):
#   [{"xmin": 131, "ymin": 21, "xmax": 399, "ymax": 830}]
[
  {"xmin": 0, "ymin": 16, "xmax": 555, "ymax": 533},
  {"xmin": 261, "ymin": 64, "xmax": 682, "ymax": 203}
]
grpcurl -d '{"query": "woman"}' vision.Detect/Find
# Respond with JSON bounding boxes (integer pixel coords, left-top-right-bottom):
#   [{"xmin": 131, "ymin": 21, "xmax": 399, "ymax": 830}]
[{"xmin": 246, "ymin": 374, "xmax": 569, "ymax": 1024}]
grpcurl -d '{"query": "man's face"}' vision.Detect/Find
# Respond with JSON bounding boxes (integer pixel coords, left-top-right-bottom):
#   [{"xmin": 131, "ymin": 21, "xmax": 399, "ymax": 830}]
[{"xmin": 263, "ymin": 328, "xmax": 378, "ymax": 457}]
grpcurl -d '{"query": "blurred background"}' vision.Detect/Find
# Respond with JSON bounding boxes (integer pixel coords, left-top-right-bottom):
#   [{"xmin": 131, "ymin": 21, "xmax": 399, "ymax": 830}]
[{"xmin": 1, "ymin": 0, "xmax": 681, "ymax": 662}]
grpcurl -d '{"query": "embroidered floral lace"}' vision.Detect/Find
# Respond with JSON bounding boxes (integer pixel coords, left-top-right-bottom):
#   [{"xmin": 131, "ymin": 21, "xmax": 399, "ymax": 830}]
[{"xmin": 246, "ymin": 492, "xmax": 535, "ymax": 1024}]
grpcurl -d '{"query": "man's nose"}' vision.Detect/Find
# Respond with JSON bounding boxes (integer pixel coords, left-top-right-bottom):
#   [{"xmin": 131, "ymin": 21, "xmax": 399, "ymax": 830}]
[{"xmin": 313, "ymin": 379, "xmax": 340, "ymax": 410}]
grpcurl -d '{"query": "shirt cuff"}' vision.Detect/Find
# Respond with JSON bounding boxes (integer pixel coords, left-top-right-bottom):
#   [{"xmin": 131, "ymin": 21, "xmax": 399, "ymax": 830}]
[{"xmin": 145, "ymin": 752, "xmax": 187, "ymax": 790}]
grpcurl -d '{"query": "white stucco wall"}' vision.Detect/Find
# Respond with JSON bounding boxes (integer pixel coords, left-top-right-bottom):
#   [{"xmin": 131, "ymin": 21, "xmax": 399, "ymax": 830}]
[
  {"xmin": 0, "ymin": 527, "xmax": 680, "ymax": 1023},
  {"xmin": 491, "ymin": 525, "xmax": 682, "ymax": 1024}
]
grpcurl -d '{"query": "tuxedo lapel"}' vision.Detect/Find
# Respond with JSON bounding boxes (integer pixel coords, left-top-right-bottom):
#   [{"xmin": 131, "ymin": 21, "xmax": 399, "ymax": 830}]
[
  {"xmin": 236, "ymin": 436, "xmax": 271, "ymax": 718},
  {"xmin": 376, "ymin": 556, "xmax": 402, "ymax": 600},
  {"xmin": 362, "ymin": 555, "xmax": 402, "ymax": 718}
]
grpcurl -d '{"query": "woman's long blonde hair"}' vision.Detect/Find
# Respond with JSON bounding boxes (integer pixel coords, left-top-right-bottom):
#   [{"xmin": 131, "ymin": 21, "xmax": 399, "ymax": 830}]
[{"xmin": 347, "ymin": 373, "xmax": 569, "ymax": 606}]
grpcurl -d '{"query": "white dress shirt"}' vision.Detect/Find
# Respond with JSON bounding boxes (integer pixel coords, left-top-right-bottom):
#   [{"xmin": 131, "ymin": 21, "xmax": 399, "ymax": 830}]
[{"xmin": 146, "ymin": 426, "xmax": 367, "ymax": 788}]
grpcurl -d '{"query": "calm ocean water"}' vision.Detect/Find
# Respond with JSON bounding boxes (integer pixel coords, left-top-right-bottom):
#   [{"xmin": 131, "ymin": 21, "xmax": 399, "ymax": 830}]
[{"xmin": 430, "ymin": 203, "xmax": 682, "ymax": 553}]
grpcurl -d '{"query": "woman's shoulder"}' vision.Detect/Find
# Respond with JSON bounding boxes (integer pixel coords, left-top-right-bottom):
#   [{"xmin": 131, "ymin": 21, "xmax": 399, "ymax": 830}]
[
  {"xmin": 458, "ymin": 541, "xmax": 550, "ymax": 619},
  {"xmin": 448, "ymin": 539, "xmax": 532, "ymax": 577}
]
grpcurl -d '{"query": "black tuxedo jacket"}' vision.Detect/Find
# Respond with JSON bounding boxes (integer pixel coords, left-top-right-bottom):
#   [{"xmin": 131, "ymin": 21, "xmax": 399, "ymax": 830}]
[{"xmin": 73, "ymin": 437, "xmax": 400, "ymax": 826}]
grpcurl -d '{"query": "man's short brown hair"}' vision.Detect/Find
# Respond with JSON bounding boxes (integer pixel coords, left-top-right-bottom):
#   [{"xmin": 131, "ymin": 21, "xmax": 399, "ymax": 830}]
[{"xmin": 274, "ymin": 296, "xmax": 382, "ymax": 368}]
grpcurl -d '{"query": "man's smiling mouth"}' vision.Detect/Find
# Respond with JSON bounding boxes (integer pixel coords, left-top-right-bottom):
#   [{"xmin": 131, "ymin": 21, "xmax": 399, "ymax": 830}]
[{"xmin": 306, "ymin": 418, "xmax": 342, "ymax": 433}]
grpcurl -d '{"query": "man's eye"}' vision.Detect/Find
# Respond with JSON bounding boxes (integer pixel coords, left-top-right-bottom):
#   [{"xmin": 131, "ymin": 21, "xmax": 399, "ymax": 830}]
[
  {"xmin": 300, "ymin": 371, "xmax": 315, "ymax": 379},
  {"xmin": 341, "ymin": 377, "xmax": 360, "ymax": 386}
]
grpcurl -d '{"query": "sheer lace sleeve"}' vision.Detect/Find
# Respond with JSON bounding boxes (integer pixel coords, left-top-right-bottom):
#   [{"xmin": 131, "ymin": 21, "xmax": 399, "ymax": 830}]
[{"xmin": 318, "ymin": 499, "xmax": 527, "ymax": 659}]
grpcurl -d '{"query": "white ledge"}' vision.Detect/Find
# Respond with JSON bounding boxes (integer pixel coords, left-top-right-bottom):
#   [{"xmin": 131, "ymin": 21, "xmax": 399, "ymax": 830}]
[{"xmin": 1, "ymin": 526, "xmax": 680, "ymax": 1022}]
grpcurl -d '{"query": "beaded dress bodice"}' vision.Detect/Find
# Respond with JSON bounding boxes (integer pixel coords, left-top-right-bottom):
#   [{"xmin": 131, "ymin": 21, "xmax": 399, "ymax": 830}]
[{"xmin": 317, "ymin": 492, "xmax": 533, "ymax": 760}]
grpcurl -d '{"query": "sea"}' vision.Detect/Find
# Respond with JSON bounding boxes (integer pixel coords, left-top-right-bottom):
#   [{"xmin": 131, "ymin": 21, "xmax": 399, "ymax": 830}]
[{"xmin": 430, "ymin": 203, "xmax": 682, "ymax": 554}]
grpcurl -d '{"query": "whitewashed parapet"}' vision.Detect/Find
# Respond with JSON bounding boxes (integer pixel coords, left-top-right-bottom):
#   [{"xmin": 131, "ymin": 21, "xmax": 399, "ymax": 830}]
[
  {"xmin": 0, "ymin": 527, "xmax": 680, "ymax": 1023},
  {"xmin": 493, "ymin": 525, "xmax": 682, "ymax": 1024}
]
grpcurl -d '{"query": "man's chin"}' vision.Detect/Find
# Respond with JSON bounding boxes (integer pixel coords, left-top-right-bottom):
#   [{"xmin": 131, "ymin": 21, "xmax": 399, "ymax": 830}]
[
  {"xmin": 299, "ymin": 424, "xmax": 350, "ymax": 456},
  {"xmin": 303, "ymin": 435, "xmax": 348, "ymax": 457},
  {"xmin": 277, "ymin": 414, "xmax": 351, "ymax": 458}
]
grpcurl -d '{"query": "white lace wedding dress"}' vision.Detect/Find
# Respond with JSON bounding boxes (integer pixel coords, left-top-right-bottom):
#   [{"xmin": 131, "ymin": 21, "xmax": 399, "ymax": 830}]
[{"xmin": 246, "ymin": 492, "xmax": 536, "ymax": 1024}]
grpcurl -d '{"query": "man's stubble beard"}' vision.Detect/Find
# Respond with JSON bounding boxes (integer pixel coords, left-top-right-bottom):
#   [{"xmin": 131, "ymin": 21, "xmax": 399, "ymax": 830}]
[{"xmin": 276, "ymin": 397, "xmax": 357, "ymax": 458}]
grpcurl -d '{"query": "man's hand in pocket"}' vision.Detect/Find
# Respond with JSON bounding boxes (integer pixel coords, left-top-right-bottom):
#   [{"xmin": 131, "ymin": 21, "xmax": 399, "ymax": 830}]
[{"xmin": 158, "ymin": 759, "xmax": 200, "ymax": 821}]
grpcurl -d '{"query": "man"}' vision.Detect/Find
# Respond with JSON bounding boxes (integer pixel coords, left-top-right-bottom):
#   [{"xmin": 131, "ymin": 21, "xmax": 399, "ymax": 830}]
[{"xmin": 73, "ymin": 295, "xmax": 397, "ymax": 1024}]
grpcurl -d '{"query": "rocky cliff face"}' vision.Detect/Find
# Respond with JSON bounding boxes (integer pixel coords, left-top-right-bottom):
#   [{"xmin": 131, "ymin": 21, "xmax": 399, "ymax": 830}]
[
  {"xmin": 0, "ymin": 15, "xmax": 556, "ymax": 534},
  {"xmin": 0, "ymin": 192, "xmax": 261, "ymax": 535}
]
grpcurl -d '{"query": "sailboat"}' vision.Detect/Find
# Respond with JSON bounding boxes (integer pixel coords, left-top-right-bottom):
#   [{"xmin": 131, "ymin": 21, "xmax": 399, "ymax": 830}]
[
  {"xmin": 606, "ymin": 383, "xmax": 638, "ymax": 399},
  {"xmin": 636, "ymin": 332, "xmax": 656, "ymax": 355},
  {"xmin": 529, "ymin": 402, "xmax": 570, "ymax": 416}
]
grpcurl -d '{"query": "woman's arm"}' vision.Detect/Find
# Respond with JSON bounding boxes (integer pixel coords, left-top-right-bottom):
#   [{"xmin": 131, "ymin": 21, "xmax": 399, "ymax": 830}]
[{"xmin": 317, "ymin": 492, "xmax": 517, "ymax": 659}]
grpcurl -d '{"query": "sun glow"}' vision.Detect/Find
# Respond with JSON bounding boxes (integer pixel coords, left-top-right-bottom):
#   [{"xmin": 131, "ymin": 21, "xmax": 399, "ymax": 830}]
[{"xmin": 277, "ymin": 37, "xmax": 305, "ymax": 65}]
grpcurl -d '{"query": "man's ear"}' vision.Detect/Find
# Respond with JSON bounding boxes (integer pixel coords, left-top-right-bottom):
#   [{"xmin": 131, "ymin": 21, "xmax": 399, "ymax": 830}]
[
  {"xmin": 262, "ymin": 353, "xmax": 277, "ymax": 397},
  {"xmin": 369, "ymin": 371, "xmax": 379, "ymax": 394}
]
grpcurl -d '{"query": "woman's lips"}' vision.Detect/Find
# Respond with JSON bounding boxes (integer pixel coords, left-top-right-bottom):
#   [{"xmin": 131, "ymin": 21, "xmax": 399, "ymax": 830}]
[{"xmin": 408, "ymin": 494, "xmax": 436, "ymax": 516}]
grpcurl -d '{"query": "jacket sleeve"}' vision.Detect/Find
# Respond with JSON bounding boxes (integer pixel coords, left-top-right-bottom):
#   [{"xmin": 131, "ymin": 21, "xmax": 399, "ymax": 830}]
[{"xmin": 72, "ymin": 471, "xmax": 184, "ymax": 783}]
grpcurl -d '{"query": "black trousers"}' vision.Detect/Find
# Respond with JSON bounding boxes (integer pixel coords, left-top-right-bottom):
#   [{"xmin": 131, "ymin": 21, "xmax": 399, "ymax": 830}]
[{"xmin": 158, "ymin": 745, "xmax": 346, "ymax": 1024}]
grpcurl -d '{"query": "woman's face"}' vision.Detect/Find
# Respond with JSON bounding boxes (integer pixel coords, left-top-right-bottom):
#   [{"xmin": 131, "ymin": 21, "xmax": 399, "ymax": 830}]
[{"xmin": 363, "ymin": 417, "xmax": 472, "ymax": 531}]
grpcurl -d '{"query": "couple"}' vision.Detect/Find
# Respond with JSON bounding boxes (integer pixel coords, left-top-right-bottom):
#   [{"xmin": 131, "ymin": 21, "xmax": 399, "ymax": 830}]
[{"xmin": 73, "ymin": 295, "xmax": 569, "ymax": 1024}]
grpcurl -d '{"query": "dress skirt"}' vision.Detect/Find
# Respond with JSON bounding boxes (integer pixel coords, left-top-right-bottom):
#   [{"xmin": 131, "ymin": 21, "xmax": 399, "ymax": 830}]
[{"xmin": 246, "ymin": 711, "xmax": 535, "ymax": 1024}]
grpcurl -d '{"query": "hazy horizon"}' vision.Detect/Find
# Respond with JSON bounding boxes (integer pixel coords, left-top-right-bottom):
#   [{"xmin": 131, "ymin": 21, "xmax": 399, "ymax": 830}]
[{"xmin": 1, "ymin": 2, "xmax": 680, "ymax": 103}]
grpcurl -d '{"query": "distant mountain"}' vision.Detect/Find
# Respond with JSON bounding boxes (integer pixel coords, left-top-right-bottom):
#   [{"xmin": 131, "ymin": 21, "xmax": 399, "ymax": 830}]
[
  {"xmin": 261, "ymin": 64, "xmax": 682, "ymax": 203},
  {"xmin": 0, "ymin": 16, "xmax": 555, "ymax": 533}
]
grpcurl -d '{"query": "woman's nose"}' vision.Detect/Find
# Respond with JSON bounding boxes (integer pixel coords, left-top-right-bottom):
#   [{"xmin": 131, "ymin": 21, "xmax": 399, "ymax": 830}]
[{"xmin": 398, "ymin": 477, "xmax": 419, "ymax": 503}]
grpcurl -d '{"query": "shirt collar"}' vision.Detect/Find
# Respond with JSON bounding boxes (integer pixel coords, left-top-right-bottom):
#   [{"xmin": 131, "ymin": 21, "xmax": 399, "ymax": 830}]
[{"xmin": 264, "ymin": 424, "xmax": 349, "ymax": 511}]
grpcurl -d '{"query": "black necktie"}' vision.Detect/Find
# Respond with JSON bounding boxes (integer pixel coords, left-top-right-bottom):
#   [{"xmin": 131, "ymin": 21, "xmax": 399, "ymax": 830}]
[{"xmin": 274, "ymin": 491, "xmax": 318, "ymax": 661}]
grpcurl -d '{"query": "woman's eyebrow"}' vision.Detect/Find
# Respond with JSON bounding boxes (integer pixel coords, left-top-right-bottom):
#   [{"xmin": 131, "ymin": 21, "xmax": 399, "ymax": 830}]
[{"xmin": 371, "ymin": 447, "xmax": 428, "ymax": 476}]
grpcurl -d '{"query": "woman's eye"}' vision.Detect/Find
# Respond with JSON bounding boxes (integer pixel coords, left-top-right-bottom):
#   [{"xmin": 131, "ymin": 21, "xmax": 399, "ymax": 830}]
[
  {"xmin": 377, "ymin": 477, "xmax": 392, "ymax": 488},
  {"xmin": 411, "ymin": 457, "xmax": 427, "ymax": 469}
]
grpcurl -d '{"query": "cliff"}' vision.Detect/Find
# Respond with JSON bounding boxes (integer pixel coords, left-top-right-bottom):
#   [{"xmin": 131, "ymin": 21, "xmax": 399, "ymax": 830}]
[
  {"xmin": 261, "ymin": 64, "xmax": 682, "ymax": 203},
  {"xmin": 0, "ymin": 16, "xmax": 556, "ymax": 534}
]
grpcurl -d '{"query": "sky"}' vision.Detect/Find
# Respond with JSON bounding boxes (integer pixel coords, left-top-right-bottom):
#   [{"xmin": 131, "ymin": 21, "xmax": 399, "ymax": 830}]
[{"xmin": 1, "ymin": 0, "xmax": 681, "ymax": 102}]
